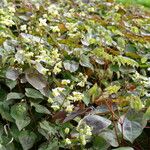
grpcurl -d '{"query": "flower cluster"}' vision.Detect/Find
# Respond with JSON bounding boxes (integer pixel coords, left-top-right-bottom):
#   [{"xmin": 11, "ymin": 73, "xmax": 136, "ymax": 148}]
[
  {"xmin": 77, "ymin": 73, "xmax": 88, "ymax": 87},
  {"xmin": 67, "ymin": 91, "xmax": 84, "ymax": 102},
  {"xmin": 77, "ymin": 123, "xmax": 92, "ymax": 145},
  {"xmin": 0, "ymin": 4, "xmax": 15, "ymax": 27}
]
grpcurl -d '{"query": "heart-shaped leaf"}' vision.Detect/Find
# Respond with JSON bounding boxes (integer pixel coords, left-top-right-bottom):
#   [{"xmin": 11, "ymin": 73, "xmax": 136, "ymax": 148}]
[
  {"xmin": 19, "ymin": 130, "xmax": 37, "ymax": 150},
  {"xmin": 25, "ymin": 69, "xmax": 47, "ymax": 90},
  {"xmin": 118, "ymin": 109, "xmax": 147, "ymax": 143},
  {"xmin": 63, "ymin": 60, "xmax": 79, "ymax": 72},
  {"xmin": 11, "ymin": 103, "xmax": 30, "ymax": 130}
]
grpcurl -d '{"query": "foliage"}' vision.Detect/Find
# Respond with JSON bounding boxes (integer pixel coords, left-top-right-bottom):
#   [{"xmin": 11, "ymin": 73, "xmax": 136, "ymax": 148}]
[
  {"xmin": 0, "ymin": 0, "xmax": 150, "ymax": 149},
  {"xmin": 116, "ymin": 0, "xmax": 150, "ymax": 8}
]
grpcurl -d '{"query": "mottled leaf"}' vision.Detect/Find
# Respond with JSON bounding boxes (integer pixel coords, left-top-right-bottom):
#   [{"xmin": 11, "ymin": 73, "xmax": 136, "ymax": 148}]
[
  {"xmin": 25, "ymin": 88, "xmax": 44, "ymax": 99},
  {"xmin": 19, "ymin": 130, "xmax": 37, "ymax": 150},
  {"xmin": 7, "ymin": 92, "xmax": 24, "ymax": 100},
  {"xmin": 118, "ymin": 109, "xmax": 147, "ymax": 143},
  {"xmin": 6, "ymin": 69, "xmax": 19, "ymax": 81},
  {"xmin": 82, "ymin": 115, "xmax": 111, "ymax": 134},
  {"xmin": 63, "ymin": 60, "xmax": 79, "ymax": 72}
]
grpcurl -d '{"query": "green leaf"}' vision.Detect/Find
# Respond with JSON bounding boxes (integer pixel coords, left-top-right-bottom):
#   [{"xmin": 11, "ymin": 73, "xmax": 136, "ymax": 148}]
[
  {"xmin": 0, "ymin": 103, "xmax": 14, "ymax": 122},
  {"xmin": 5, "ymin": 80, "xmax": 17, "ymax": 90},
  {"xmin": 82, "ymin": 92, "xmax": 90, "ymax": 106},
  {"xmin": 0, "ymin": 89, "xmax": 7, "ymax": 101},
  {"xmin": 110, "ymin": 64, "xmax": 119, "ymax": 72},
  {"xmin": 31, "ymin": 103, "xmax": 51, "ymax": 114},
  {"xmin": 79, "ymin": 54, "xmax": 94, "ymax": 70},
  {"xmin": 11, "ymin": 103, "xmax": 30, "ymax": 130},
  {"xmin": 63, "ymin": 60, "xmax": 79, "ymax": 72},
  {"xmin": 88, "ymin": 83, "xmax": 101, "ymax": 102},
  {"xmin": 15, "ymin": 118, "xmax": 31, "ymax": 131},
  {"xmin": 7, "ymin": 92, "xmax": 24, "ymax": 100},
  {"xmin": 25, "ymin": 88, "xmax": 44, "ymax": 99},
  {"xmin": 0, "ymin": 144, "xmax": 7, "ymax": 150},
  {"xmin": 19, "ymin": 130, "xmax": 37, "ymax": 150},
  {"xmin": 144, "ymin": 107, "xmax": 150, "ymax": 120},
  {"xmin": 130, "ymin": 96, "xmax": 143, "ymax": 111},
  {"xmin": 39, "ymin": 121, "xmax": 57, "ymax": 136},
  {"xmin": 38, "ymin": 140, "xmax": 59, "ymax": 150},
  {"xmin": 118, "ymin": 109, "xmax": 147, "ymax": 143},
  {"xmin": 93, "ymin": 136, "xmax": 110, "ymax": 150}
]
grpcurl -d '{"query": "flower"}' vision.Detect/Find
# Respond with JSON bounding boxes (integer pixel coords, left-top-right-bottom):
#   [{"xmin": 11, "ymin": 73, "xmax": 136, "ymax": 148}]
[
  {"xmin": 50, "ymin": 26, "xmax": 60, "ymax": 32},
  {"xmin": 80, "ymin": 135, "xmax": 86, "ymax": 145},
  {"xmin": 48, "ymin": 97, "xmax": 53, "ymax": 103},
  {"xmin": 47, "ymin": 4, "xmax": 59, "ymax": 16},
  {"xmin": 61, "ymin": 79, "xmax": 71, "ymax": 85},
  {"xmin": 51, "ymin": 104, "xmax": 60, "ymax": 111},
  {"xmin": 39, "ymin": 18, "xmax": 47, "ymax": 26},
  {"xmin": 53, "ymin": 61, "xmax": 62, "ymax": 74},
  {"xmin": 66, "ymin": 105, "xmax": 74, "ymax": 113},
  {"xmin": 77, "ymin": 124, "xmax": 92, "ymax": 146},
  {"xmin": 67, "ymin": 92, "xmax": 84, "ymax": 102},
  {"xmin": 20, "ymin": 25, "xmax": 27, "ymax": 31},
  {"xmin": 65, "ymin": 138, "xmax": 71, "ymax": 145},
  {"xmin": 53, "ymin": 66, "xmax": 61, "ymax": 74},
  {"xmin": 52, "ymin": 87, "xmax": 65, "ymax": 97},
  {"xmin": 65, "ymin": 128, "xmax": 70, "ymax": 134},
  {"xmin": 77, "ymin": 73, "xmax": 88, "ymax": 87},
  {"xmin": 8, "ymin": 6, "xmax": 16, "ymax": 13},
  {"xmin": 72, "ymin": 91, "xmax": 84, "ymax": 101}
]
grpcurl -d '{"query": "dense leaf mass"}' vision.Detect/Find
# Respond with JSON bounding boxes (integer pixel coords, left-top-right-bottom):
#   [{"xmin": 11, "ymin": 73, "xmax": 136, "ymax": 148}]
[{"xmin": 0, "ymin": 0, "xmax": 150, "ymax": 149}]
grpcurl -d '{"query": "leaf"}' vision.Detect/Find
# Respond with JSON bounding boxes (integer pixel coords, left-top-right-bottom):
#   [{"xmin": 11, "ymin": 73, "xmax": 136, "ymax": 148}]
[
  {"xmin": 82, "ymin": 92, "xmax": 90, "ymax": 106},
  {"xmin": 6, "ymin": 69, "xmax": 19, "ymax": 81},
  {"xmin": 144, "ymin": 107, "xmax": 150, "ymax": 120},
  {"xmin": 31, "ymin": 103, "xmax": 51, "ymax": 114},
  {"xmin": 99, "ymin": 129, "xmax": 119, "ymax": 147},
  {"xmin": 93, "ymin": 136, "xmax": 110, "ymax": 150},
  {"xmin": 63, "ymin": 108, "xmax": 91, "ymax": 123},
  {"xmin": 15, "ymin": 118, "xmax": 31, "ymax": 131},
  {"xmin": 63, "ymin": 60, "xmax": 79, "ymax": 72},
  {"xmin": 25, "ymin": 69, "xmax": 47, "ymax": 90},
  {"xmin": 11, "ymin": 103, "xmax": 30, "ymax": 130},
  {"xmin": 25, "ymin": 88, "xmax": 44, "ymax": 99},
  {"xmin": 88, "ymin": 83, "xmax": 101, "ymax": 102},
  {"xmin": 39, "ymin": 121, "xmax": 57, "ymax": 136},
  {"xmin": 112, "ymin": 147, "xmax": 134, "ymax": 150},
  {"xmin": 118, "ymin": 109, "xmax": 147, "ymax": 143},
  {"xmin": 19, "ymin": 130, "xmax": 37, "ymax": 150},
  {"xmin": 110, "ymin": 64, "xmax": 119, "ymax": 72},
  {"xmin": 0, "ymin": 144, "xmax": 7, "ymax": 150},
  {"xmin": 130, "ymin": 96, "xmax": 143, "ymax": 111},
  {"xmin": 81, "ymin": 115, "xmax": 111, "ymax": 134},
  {"xmin": 79, "ymin": 54, "xmax": 94, "ymax": 70},
  {"xmin": 5, "ymin": 80, "xmax": 17, "ymax": 90},
  {"xmin": 20, "ymin": 33, "xmax": 46, "ymax": 44},
  {"xmin": 38, "ymin": 140, "xmax": 59, "ymax": 150},
  {"xmin": 7, "ymin": 92, "xmax": 24, "ymax": 100},
  {"xmin": 0, "ymin": 103, "xmax": 14, "ymax": 122},
  {"xmin": 93, "ymin": 104, "xmax": 117, "ymax": 114}
]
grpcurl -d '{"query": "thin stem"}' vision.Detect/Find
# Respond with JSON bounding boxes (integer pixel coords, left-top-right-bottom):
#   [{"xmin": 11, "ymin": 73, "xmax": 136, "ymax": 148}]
[{"xmin": 104, "ymin": 99, "xmax": 120, "ymax": 145}]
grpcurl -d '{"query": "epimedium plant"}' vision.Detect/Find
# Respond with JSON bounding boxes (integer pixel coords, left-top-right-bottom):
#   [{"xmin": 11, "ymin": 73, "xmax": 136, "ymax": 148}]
[{"xmin": 0, "ymin": 0, "xmax": 150, "ymax": 149}]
